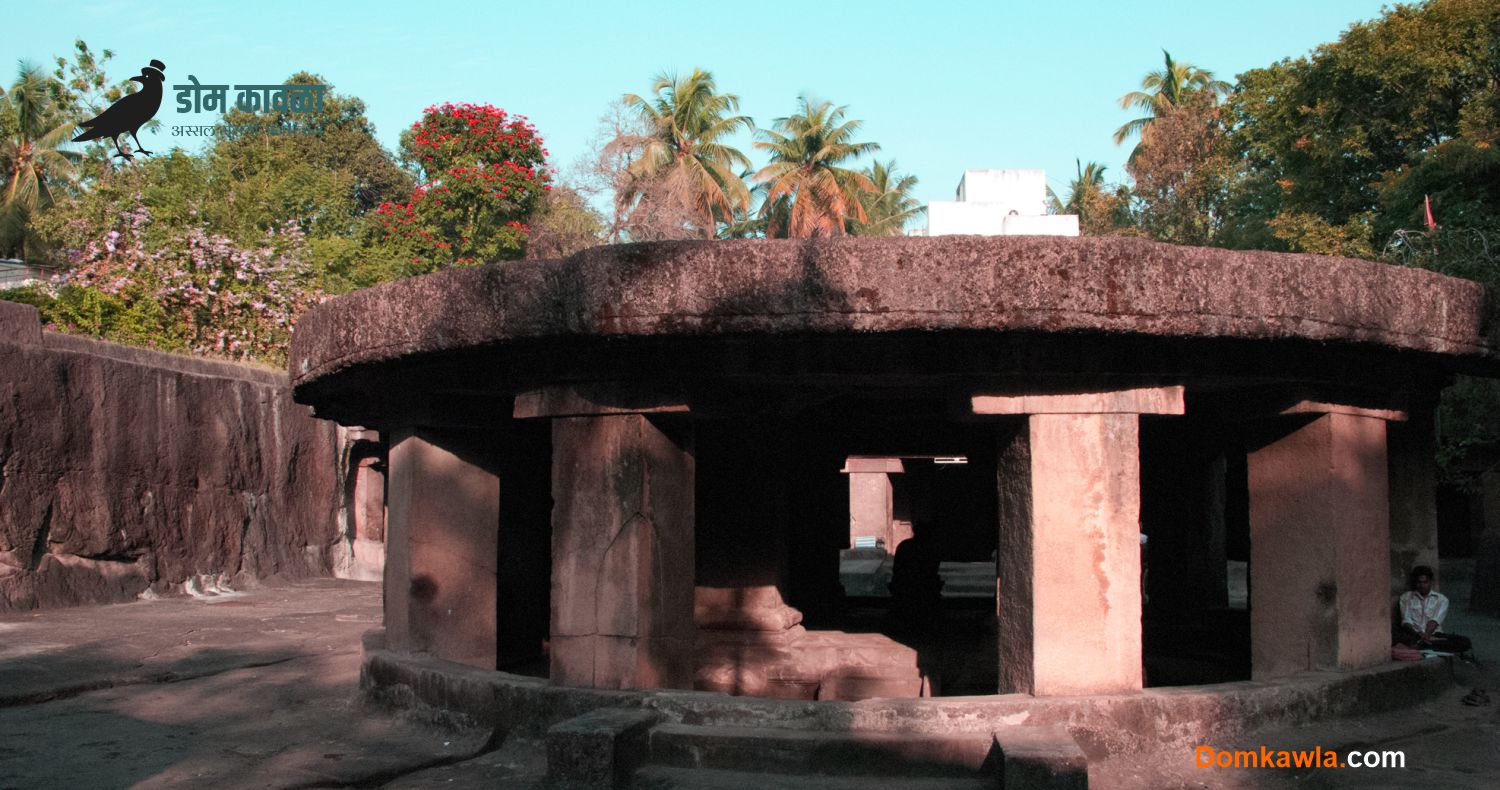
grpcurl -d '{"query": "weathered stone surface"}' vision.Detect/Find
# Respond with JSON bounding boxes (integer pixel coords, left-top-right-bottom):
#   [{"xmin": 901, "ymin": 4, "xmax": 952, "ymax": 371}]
[
  {"xmin": 0, "ymin": 312, "xmax": 339, "ymax": 611},
  {"xmin": 999, "ymin": 414, "xmax": 1144, "ymax": 696},
  {"xmin": 972, "ymin": 385, "xmax": 1184, "ymax": 415},
  {"xmin": 847, "ymin": 470, "xmax": 896, "ymax": 548},
  {"xmin": 385, "ymin": 428, "xmax": 499, "ymax": 669},
  {"xmin": 646, "ymin": 722, "xmax": 995, "ymax": 777},
  {"xmin": 290, "ymin": 236, "xmax": 1496, "ymax": 393},
  {"xmin": 364, "ymin": 639, "xmax": 1453, "ymax": 759},
  {"xmin": 546, "ymin": 707, "xmax": 658, "ymax": 784},
  {"xmin": 993, "ymin": 726, "xmax": 1088, "ymax": 790},
  {"xmin": 1249, "ymin": 412, "xmax": 1390, "ymax": 678},
  {"xmin": 550, "ymin": 414, "xmax": 695, "ymax": 689},
  {"xmin": 0, "ymin": 300, "xmax": 41, "ymax": 345}
]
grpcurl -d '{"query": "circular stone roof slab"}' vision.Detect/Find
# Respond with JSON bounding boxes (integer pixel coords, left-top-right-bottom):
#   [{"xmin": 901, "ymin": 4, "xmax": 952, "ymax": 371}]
[{"xmin": 289, "ymin": 236, "xmax": 1496, "ymax": 389}]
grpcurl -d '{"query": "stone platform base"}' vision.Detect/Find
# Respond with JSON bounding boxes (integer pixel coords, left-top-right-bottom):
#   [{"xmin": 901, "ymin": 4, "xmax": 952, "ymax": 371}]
[{"xmin": 359, "ymin": 628, "xmax": 1455, "ymax": 761}]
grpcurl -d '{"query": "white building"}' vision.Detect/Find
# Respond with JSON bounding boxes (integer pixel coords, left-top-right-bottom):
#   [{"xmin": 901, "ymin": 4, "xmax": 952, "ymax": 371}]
[
  {"xmin": 0, "ymin": 259, "xmax": 57, "ymax": 290},
  {"xmin": 922, "ymin": 169, "xmax": 1079, "ymax": 237}
]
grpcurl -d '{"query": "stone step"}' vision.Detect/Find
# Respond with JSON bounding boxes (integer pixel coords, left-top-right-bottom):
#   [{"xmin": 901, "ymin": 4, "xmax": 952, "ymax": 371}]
[
  {"xmin": 633, "ymin": 765, "xmax": 995, "ymax": 790},
  {"xmin": 646, "ymin": 723, "xmax": 996, "ymax": 778}
]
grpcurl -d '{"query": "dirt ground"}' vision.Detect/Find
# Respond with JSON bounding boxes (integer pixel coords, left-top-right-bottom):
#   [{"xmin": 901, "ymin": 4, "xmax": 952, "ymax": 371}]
[{"xmin": 1, "ymin": 577, "xmax": 1497, "ymax": 789}]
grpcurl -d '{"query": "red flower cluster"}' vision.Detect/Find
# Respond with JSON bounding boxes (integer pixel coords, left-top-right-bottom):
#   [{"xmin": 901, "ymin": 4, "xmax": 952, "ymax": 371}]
[
  {"xmin": 407, "ymin": 102, "xmax": 546, "ymax": 176},
  {"xmin": 379, "ymin": 103, "xmax": 552, "ymax": 272}
]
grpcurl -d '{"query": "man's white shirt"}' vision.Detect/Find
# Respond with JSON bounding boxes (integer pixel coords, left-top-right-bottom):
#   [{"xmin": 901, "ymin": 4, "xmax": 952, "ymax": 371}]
[{"xmin": 1400, "ymin": 590, "xmax": 1450, "ymax": 632}]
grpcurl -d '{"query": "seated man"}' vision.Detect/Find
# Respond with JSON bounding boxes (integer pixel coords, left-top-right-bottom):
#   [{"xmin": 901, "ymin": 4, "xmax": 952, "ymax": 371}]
[{"xmin": 1394, "ymin": 565, "xmax": 1472, "ymax": 654}]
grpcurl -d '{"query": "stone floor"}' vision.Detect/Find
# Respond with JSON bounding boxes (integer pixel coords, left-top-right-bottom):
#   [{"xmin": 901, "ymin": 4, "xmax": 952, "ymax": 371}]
[{"xmin": 1, "ymin": 577, "xmax": 1497, "ymax": 788}]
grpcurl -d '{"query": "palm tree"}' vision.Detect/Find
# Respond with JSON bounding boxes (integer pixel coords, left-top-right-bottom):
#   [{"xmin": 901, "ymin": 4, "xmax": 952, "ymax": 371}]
[
  {"xmin": 754, "ymin": 97, "xmax": 879, "ymax": 238},
  {"xmin": 1114, "ymin": 50, "xmax": 1230, "ymax": 161},
  {"xmin": 1047, "ymin": 159, "xmax": 1108, "ymax": 216},
  {"xmin": 622, "ymin": 69, "xmax": 753, "ymax": 239},
  {"xmin": 849, "ymin": 160, "xmax": 923, "ymax": 236},
  {"xmin": 1, "ymin": 64, "xmax": 80, "ymax": 259}
]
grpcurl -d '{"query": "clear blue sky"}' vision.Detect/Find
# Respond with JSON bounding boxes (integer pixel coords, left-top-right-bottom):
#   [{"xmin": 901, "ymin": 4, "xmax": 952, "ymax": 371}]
[{"xmin": 11, "ymin": 0, "xmax": 1392, "ymax": 215}]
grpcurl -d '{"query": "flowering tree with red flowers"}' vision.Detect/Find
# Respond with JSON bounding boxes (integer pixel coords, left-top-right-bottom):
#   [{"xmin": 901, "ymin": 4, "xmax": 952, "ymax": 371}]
[{"xmin": 379, "ymin": 103, "xmax": 551, "ymax": 272}]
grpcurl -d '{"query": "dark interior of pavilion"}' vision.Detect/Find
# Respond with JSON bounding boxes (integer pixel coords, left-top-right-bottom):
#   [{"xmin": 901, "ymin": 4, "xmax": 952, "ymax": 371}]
[{"xmin": 485, "ymin": 398, "xmax": 1256, "ymax": 695}]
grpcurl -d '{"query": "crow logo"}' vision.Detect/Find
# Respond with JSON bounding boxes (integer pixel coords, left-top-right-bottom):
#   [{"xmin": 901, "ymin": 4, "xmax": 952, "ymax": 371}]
[{"xmin": 72, "ymin": 59, "xmax": 166, "ymax": 162}]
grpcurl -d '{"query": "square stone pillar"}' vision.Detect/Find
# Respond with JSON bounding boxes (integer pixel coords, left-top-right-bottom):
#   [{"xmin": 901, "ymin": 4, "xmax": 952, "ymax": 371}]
[
  {"xmin": 1248, "ymin": 409, "xmax": 1394, "ymax": 678},
  {"xmin": 549, "ymin": 413, "xmax": 696, "ymax": 689},
  {"xmin": 1387, "ymin": 402, "xmax": 1439, "ymax": 599},
  {"xmin": 385, "ymin": 427, "xmax": 499, "ymax": 669},
  {"xmin": 842, "ymin": 457, "xmax": 905, "ymax": 549},
  {"xmin": 979, "ymin": 386, "xmax": 1183, "ymax": 696}
]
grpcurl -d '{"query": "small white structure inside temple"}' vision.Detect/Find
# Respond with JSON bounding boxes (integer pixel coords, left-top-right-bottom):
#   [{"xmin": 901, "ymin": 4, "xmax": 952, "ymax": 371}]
[{"xmin": 923, "ymin": 169, "xmax": 1079, "ymax": 237}]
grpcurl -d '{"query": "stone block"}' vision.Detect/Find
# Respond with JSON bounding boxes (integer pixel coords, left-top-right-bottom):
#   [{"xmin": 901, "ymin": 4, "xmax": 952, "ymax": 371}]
[
  {"xmin": 1249, "ymin": 412, "xmax": 1389, "ymax": 678},
  {"xmin": 0, "ymin": 300, "xmax": 41, "ymax": 345},
  {"xmin": 848, "ymin": 471, "xmax": 895, "ymax": 549},
  {"xmin": 973, "ymin": 386, "xmax": 1183, "ymax": 416},
  {"xmin": 999, "ymin": 414, "xmax": 1143, "ymax": 696},
  {"xmin": 994, "ymin": 726, "xmax": 1088, "ymax": 789},
  {"xmin": 385, "ymin": 428, "xmax": 499, "ymax": 669},
  {"xmin": 551, "ymin": 414, "xmax": 695, "ymax": 689},
  {"xmin": 546, "ymin": 707, "xmax": 659, "ymax": 785}
]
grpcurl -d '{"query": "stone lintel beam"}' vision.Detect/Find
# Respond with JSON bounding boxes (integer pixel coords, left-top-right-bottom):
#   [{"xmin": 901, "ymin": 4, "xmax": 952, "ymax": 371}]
[
  {"xmin": 973, "ymin": 386, "xmax": 1184, "ymax": 416},
  {"xmin": 840, "ymin": 457, "xmax": 906, "ymax": 474},
  {"xmin": 1280, "ymin": 400, "xmax": 1407, "ymax": 422},
  {"xmin": 513, "ymin": 383, "xmax": 689, "ymax": 419},
  {"xmin": 1214, "ymin": 388, "xmax": 1409, "ymax": 423}
]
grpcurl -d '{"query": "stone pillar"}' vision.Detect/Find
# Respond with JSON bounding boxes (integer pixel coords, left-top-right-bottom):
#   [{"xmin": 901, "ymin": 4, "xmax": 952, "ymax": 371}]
[
  {"xmin": 384, "ymin": 427, "xmax": 499, "ymax": 669},
  {"xmin": 1248, "ymin": 409, "xmax": 1394, "ymax": 679},
  {"xmin": 843, "ymin": 457, "xmax": 905, "ymax": 549},
  {"xmin": 1474, "ymin": 472, "xmax": 1500, "ymax": 615},
  {"xmin": 979, "ymin": 386, "xmax": 1183, "ymax": 696},
  {"xmin": 1387, "ymin": 402, "xmax": 1439, "ymax": 600},
  {"xmin": 539, "ymin": 396, "xmax": 695, "ymax": 689}
]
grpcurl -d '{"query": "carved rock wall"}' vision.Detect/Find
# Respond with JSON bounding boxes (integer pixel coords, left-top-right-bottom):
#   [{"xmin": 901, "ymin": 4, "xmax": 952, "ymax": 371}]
[{"xmin": 0, "ymin": 301, "xmax": 339, "ymax": 611}]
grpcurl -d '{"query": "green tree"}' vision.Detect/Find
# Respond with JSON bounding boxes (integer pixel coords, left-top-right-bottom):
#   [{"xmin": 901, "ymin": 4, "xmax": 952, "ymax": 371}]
[
  {"xmin": 1223, "ymin": 0, "xmax": 1500, "ymax": 251},
  {"xmin": 1048, "ymin": 159, "xmax": 1105, "ymax": 217},
  {"xmin": 754, "ymin": 96, "xmax": 879, "ymax": 238},
  {"xmin": 849, "ymin": 160, "xmax": 922, "ymax": 236},
  {"xmin": 1128, "ymin": 93, "xmax": 1233, "ymax": 245},
  {"xmin": 1048, "ymin": 160, "xmax": 1131, "ymax": 236},
  {"xmin": 1114, "ymin": 50, "xmax": 1230, "ymax": 164},
  {"xmin": 0, "ymin": 63, "xmax": 79, "ymax": 259},
  {"xmin": 207, "ymin": 73, "xmax": 413, "ymax": 291},
  {"xmin": 525, "ymin": 185, "xmax": 605, "ymax": 259},
  {"xmin": 381, "ymin": 102, "xmax": 551, "ymax": 272},
  {"xmin": 50, "ymin": 39, "xmax": 160, "ymax": 179},
  {"xmin": 621, "ymin": 69, "xmax": 753, "ymax": 239}
]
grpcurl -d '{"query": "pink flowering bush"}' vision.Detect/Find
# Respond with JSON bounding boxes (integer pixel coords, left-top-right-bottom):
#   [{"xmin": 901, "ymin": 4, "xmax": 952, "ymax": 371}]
[{"xmin": 40, "ymin": 200, "xmax": 322, "ymax": 364}]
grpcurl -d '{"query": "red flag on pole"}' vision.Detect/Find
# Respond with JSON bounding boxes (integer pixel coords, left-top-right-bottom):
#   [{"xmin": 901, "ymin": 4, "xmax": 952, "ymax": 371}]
[{"xmin": 1424, "ymin": 194, "xmax": 1438, "ymax": 230}]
